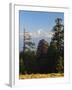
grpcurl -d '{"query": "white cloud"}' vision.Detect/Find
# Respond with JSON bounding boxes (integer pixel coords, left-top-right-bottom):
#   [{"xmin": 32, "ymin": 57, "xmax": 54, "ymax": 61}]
[
  {"xmin": 37, "ymin": 29, "xmax": 43, "ymax": 35},
  {"xmin": 19, "ymin": 28, "xmax": 54, "ymax": 39},
  {"xmin": 30, "ymin": 29, "xmax": 54, "ymax": 38},
  {"xmin": 19, "ymin": 29, "xmax": 54, "ymax": 51}
]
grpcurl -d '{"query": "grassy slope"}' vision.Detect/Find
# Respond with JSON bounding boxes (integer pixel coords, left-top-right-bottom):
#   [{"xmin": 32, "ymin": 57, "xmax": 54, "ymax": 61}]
[{"xmin": 19, "ymin": 73, "xmax": 64, "ymax": 79}]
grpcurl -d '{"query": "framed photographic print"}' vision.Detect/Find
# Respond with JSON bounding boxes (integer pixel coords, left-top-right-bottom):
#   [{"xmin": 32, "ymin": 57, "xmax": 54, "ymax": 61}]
[{"xmin": 9, "ymin": 3, "xmax": 70, "ymax": 87}]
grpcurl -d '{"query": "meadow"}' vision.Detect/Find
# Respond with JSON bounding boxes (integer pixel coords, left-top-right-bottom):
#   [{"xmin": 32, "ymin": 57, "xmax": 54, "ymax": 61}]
[{"xmin": 19, "ymin": 73, "xmax": 64, "ymax": 79}]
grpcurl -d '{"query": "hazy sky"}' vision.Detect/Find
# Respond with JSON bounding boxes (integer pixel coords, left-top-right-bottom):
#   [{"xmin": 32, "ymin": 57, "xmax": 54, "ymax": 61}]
[{"xmin": 19, "ymin": 10, "xmax": 64, "ymax": 52}]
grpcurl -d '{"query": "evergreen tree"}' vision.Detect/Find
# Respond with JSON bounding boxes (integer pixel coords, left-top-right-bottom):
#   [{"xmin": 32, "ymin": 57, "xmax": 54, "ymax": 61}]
[
  {"xmin": 51, "ymin": 18, "xmax": 64, "ymax": 73},
  {"xmin": 36, "ymin": 39, "xmax": 49, "ymax": 73},
  {"xmin": 23, "ymin": 28, "xmax": 35, "ymax": 52},
  {"xmin": 52, "ymin": 18, "xmax": 64, "ymax": 56}
]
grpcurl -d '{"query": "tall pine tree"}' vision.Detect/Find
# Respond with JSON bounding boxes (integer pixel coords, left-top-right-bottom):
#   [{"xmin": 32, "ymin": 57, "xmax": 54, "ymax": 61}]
[
  {"xmin": 52, "ymin": 18, "xmax": 64, "ymax": 57},
  {"xmin": 51, "ymin": 18, "xmax": 64, "ymax": 73}
]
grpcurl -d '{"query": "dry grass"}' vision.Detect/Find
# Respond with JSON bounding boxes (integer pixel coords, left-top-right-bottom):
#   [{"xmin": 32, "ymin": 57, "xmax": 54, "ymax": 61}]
[{"xmin": 19, "ymin": 73, "xmax": 64, "ymax": 79}]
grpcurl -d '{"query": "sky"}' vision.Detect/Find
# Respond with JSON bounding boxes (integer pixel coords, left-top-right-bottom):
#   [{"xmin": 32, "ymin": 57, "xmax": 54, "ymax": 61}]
[{"xmin": 19, "ymin": 10, "xmax": 64, "ymax": 52}]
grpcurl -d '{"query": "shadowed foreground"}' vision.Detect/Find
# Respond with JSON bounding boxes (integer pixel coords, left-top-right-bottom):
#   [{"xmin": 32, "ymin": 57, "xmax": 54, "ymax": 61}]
[{"xmin": 19, "ymin": 73, "xmax": 64, "ymax": 79}]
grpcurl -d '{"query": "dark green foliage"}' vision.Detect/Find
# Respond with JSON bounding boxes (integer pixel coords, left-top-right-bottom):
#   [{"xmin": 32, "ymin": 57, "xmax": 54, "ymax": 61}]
[
  {"xmin": 47, "ymin": 43, "xmax": 59, "ymax": 73},
  {"xmin": 51, "ymin": 18, "xmax": 64, "ymax": 73},
  {"xmin": 19, "ymin": 51, "xmax": 37, "ymax": 74},
  {"xmin": 52, "ymin": 18, "xmax": 64, "ymax": 56},
  {"xmin": 36, "ymin": 39, "xmax": 49, "ymax": 73},
  {"xmin": 56, "ymin": 56, "xmax": 64, "ymax": 73},
  {"xmin": 36, "ymin": 39, "xmax": 48, "ymax": 56},
  {"xmin": 19, "ymin": 51, "xmax": 26, "ymax": 74}
]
